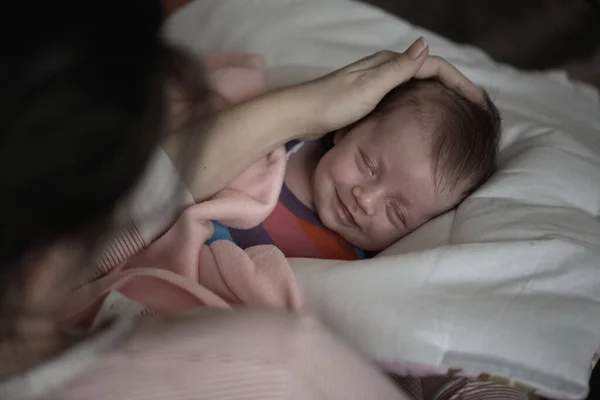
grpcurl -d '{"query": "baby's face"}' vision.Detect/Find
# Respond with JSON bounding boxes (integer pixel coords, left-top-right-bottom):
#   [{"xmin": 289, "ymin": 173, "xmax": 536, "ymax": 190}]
[{"xmin": 313, "ymin": 111, "xmax": 463, "ymax": 251}]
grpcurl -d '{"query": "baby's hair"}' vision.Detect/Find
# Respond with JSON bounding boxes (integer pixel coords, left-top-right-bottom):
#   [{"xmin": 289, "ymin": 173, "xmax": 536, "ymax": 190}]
[{"xmin": 373, "ymin": 79, "xmax": 501, "ymax": 200}]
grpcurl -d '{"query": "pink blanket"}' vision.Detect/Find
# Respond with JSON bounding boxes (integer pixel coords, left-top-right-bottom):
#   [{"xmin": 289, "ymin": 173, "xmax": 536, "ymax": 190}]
[{"xmin": 61, "ymin": 54, "xmax": 302, "ymax": 328}]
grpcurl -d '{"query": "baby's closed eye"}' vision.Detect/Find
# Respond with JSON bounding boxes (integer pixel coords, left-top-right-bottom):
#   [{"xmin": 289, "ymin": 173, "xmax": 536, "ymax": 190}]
[
  {"xmin": 386, "ymin": 202, "xmax": 406, "ymax": 228},
  {"xmin": 358, "ymin": 149, "xmax": 377, "ymax": 177}
]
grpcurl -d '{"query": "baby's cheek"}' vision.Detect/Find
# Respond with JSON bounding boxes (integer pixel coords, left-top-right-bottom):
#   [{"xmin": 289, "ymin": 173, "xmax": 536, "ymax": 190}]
[
  {"xmin": 328, "ymin": 144, "xmax": 354, "ymax": 171},
  {"xmin": 332, "ymin": 161, "xmax": 359, "ymax": 187}
]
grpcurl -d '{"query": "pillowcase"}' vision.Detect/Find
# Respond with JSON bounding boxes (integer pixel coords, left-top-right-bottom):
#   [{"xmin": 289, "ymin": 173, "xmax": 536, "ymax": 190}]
[{"xmin": 165, "ymin": 1, "xmax": 600, "ymax": 398}]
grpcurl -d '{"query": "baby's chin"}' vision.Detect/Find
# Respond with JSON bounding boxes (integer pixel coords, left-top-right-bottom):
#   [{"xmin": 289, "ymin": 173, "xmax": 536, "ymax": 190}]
[
  {"xmin": 345, "ymin": 236, "xmax": 389, "ymax": 252},
  {"xmin": 345, "ymin": 233, "xmax": 392, "ymax": 252}
]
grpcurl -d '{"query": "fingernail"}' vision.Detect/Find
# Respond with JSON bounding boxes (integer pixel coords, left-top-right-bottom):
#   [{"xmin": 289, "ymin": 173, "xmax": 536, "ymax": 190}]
[{"xmin": 408, "ymin": 37, "xmax": 427, "ymax": 59}]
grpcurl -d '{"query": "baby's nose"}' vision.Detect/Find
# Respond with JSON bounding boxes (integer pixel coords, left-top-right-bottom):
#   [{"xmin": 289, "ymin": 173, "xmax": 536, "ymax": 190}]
[{"xmin": 352, "ymin": 185, "xmax": 383, "ymax": 216}]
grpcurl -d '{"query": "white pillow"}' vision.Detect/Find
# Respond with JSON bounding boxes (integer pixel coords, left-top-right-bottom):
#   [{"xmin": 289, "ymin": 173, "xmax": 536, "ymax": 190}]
[{"xmin": 165, "ymin": 1, "xmax": 600, "ymax": 399}]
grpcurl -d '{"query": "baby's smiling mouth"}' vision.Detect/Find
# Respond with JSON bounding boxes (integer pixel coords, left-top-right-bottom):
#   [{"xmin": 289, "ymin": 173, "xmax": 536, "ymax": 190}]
[{"xmin": 336, "ymin": 189, "xmax": 357, "ymax": 227}]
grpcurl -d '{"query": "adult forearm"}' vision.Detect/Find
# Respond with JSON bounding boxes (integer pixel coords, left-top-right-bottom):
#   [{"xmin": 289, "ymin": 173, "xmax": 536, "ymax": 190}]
[{"xmin": 162, "ymin": 86, "xmax": 313, "ymax": 202}]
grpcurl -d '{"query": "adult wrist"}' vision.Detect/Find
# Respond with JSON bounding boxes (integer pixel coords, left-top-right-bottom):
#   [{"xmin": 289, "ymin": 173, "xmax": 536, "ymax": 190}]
[{"xmin": 263, "ymin": 84, "xmax": 317, "ymax": 141}]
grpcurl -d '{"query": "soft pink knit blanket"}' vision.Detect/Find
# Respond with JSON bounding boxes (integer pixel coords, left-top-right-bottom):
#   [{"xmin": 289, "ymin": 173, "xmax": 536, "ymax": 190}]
[{"xmin": 62, "ymin": 54, "xmax": 301, "ymax": 328}]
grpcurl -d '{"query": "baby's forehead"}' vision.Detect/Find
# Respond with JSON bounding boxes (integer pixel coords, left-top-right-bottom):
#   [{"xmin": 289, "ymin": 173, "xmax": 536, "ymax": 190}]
[{"xmin": 350, "ymin": 115, "xmax": 436, "ymax": 163}]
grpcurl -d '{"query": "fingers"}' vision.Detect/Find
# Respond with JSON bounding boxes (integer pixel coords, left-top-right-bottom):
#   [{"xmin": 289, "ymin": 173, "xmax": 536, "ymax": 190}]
[
  {"xmin": 365, "ymin": 39, "xmax": 429, "ymax": 95},
  {"xmin": 345, "ymin": 50, "xmax": 402, "ymax": 72},
  {"xmin": 405, "ymin": 37, "xmax": 429, "ymax": 60},
  {"xmin": 351, "ymin": 39, "xmax": 483, "ymax": 104},
  {"xmin": 415, "ymin": 56, "xmax": 485, "ymax": 103},
  {"xmin": 334, "ymin": 37, "xmax": 484, "ymax": 107},
  {"xmin": 345, "ymin": 37, "xmax": 428, "ymax": 72}
]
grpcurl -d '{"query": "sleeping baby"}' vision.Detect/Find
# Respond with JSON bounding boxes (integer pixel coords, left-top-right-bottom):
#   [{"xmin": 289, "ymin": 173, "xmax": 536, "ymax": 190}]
[{"xmin": 208, "ymin": 78, "xmax": 501, "ymax": 259}]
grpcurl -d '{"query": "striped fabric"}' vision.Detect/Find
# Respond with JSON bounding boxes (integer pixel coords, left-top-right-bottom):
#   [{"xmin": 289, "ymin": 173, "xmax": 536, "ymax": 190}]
[
  {"xmin": 390, "ymin": 376, "xmax": 529, "ymax": 400},
  {"xmin": 208, "ymin": 183, "xmax": 366, "ymax": 260},
  {"xmin": 436, "ymin": 379, "xmax": 530, "ymax": 400},
  {"xmin": 95, "ymin": 222, "xmax": 145, "ymax": 272},
  {"xmin": 204, "ymin": 140, "xmax": 366, "ymax": 260},
  {"xmin": 81, "ymin": 221, "xmax": 146, "ymax": 287}
]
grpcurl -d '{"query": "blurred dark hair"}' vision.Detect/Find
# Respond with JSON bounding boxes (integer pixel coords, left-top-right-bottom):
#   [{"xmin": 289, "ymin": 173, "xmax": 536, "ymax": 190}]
[
  {"xmin": 0, "ymin": 2, "xmax": 209, "ymax": 300},
  {"xmin": 373, "ymin": 79, "xmax": 501, "ymax": 199}
]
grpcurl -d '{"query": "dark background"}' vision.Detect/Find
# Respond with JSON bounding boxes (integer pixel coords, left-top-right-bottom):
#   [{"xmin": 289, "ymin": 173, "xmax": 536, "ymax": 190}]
[{"xmin": 362, "ymin": 0, "xmax": 600, "ymax": 89}]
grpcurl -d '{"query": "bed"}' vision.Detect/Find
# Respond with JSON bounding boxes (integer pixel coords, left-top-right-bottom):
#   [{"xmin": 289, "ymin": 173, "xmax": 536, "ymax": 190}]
[{"xmin": 163, "ymin": 1, "xmax": 600, "ymax": 399}]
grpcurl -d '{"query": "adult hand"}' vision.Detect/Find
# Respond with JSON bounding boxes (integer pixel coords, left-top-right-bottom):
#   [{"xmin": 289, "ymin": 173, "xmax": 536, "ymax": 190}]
[
  {"xmin": 297, "ymin": 37, "xmax": 484, "ymax": 138},
  {"xmin": 164, "ymin": 38, "xmax": 483, "ymax": 203}
]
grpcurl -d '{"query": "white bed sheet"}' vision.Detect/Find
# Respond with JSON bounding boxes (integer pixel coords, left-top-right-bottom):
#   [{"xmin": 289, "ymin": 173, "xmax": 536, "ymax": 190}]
[{"xmin": 165, "ymin": 1, "xmax": 600, "ymax": 398}]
